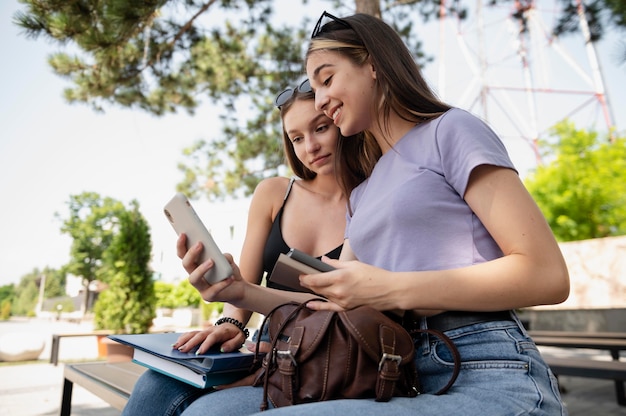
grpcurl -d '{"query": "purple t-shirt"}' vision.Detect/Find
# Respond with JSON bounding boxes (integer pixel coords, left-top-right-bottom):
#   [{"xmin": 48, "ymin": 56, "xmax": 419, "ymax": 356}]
[{"xmin": 347, "ymin": 108, "xmax": 516, "ymax": 272}]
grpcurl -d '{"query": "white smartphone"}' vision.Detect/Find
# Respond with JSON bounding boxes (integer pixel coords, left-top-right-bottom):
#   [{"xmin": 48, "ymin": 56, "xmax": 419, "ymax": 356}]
[{"xmin": 164, "ymin": 193, "xmax": 233, "ymax": 284}]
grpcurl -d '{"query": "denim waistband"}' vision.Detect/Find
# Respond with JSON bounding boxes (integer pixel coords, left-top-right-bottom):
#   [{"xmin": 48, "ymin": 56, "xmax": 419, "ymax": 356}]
[{"xmin": 403, "ymin": 310, "xmax": 513, "ymax": 332}]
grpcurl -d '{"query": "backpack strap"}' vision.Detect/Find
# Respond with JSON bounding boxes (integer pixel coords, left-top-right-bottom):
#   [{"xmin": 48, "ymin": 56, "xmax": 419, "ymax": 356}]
[
  {"xmin": 410, "ymin": 328, "xmax": 461, "ymax": 395},
  {"xmin": 376, "ymin": 324, "xmax": 403, "ymax": 401}
]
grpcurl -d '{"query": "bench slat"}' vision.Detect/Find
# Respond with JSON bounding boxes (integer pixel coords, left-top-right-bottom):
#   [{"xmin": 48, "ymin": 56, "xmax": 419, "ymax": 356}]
[
  {"xmin": 61, "ymin": 362, "xmax": 146, "ymax": 415},
  {"xmin": 69, "ymin": 362, "xmax": 146, "ymax": 394},
  {"xmin": 529, "ymin": 331, "xmax": 626, "ymax": 340},
  {"xmin": 544, "ymin": 357, "xmax": 626, "ymax": 380},
  {"xmin": 543, "ymin": 356, "xmax": 626, "ymax": 406},
  {"xmin": 50, "ymin": 331, "xmax": 113, "ymax": 365},
  {"xmin": 532, "ymin": 336, "xmax": 626, "ymax": 349}
]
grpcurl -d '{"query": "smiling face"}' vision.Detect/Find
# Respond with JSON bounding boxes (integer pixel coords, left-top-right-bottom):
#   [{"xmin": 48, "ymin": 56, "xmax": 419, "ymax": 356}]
[
  {"xmin": 282, "ymin": 98, "xmax": 339, "ymax": 177},
  {"xmin": 306, "ymin": 50, "xmax": 377, "ymax": 138}
]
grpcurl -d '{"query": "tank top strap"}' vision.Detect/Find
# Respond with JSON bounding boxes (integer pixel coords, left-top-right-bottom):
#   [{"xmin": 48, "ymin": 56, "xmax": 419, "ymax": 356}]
[{"xmin": 282, "ymin": 177, "xmax": 296, "ymax": 203}]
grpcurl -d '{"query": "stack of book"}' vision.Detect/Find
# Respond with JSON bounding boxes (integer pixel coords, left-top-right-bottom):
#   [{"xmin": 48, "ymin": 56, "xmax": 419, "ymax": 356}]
[{"xmin": 109, "ymin": 332, "xmax": 259, "ymax": 389}]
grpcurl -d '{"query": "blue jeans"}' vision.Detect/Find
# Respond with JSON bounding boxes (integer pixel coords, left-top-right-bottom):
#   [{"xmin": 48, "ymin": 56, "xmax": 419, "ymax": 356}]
[
  {"xmin": 123, "ymin": 314, "xmax": 567, "ymax": 415},
  {"xmin": 122, "ymin": 327, "xmax": 269, "ymax": 416}
]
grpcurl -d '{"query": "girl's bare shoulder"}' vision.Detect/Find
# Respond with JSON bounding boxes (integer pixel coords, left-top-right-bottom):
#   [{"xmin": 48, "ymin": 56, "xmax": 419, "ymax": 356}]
[{"xmin": 252, "ymin": 176, "xmax": 294, "ymax": 201}]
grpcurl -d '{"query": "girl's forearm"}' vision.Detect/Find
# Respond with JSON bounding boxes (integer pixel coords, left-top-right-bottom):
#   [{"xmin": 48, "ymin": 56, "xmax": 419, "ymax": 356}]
[{"xmin": 235, "ymin": 282, "xmax": 324, "ymax": 316}]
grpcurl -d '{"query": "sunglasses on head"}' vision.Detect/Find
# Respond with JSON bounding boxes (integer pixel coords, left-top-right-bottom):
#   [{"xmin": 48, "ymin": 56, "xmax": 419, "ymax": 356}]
[
  {"xmin": 274, "ymin": 79, "xmax": 312, "ymax": 108},
  {"xmin": 311, "ymin": 11, "xmax": 351, "ymax": 38}
]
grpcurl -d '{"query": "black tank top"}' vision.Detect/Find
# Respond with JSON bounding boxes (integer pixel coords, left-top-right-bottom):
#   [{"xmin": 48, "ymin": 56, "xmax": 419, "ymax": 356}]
[{"xmin": 262, "ymin": 178, "xmax": 343, "ymax": 284}]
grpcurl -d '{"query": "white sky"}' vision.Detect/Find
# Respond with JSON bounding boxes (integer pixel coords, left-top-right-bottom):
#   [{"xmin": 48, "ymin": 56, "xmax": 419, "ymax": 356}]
[{"xmin": 1, "ymin": 0, "xmax": 624, "ymax": 287}]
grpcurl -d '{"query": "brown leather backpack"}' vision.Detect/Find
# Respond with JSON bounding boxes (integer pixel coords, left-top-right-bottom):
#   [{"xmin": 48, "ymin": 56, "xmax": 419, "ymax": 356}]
[{"xmin": 251, "ymin": 301, "xmax": 460, "ymax": 411}]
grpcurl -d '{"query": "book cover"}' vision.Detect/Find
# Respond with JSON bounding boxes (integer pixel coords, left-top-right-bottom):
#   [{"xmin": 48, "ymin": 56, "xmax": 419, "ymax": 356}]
[
  {"xmin": 109, "ymin": 332, "xmax": 259, "ymax": 389},
  {"xmin": 267, "ymin": 249, "xmax": 335, "ymax": 294}
]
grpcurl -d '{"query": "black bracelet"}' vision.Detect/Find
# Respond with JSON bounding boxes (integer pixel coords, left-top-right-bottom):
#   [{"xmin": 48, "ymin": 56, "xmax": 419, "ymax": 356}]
[{"xmin": 214, "ymin": 317, "xmax": 250, "ymax": 339}]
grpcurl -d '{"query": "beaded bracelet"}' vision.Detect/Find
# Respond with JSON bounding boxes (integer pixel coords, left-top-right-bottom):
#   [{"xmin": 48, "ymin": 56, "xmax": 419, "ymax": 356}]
[{"xmin": 214, "ymin": 317, "xmax": 250, "ymax": 339}]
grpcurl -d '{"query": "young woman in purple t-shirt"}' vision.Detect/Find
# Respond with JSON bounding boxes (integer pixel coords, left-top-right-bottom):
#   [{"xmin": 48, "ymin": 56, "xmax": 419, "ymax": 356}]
[{"xmin": 172, "ymin": 12, "xmax": 570, "ymax": 416}]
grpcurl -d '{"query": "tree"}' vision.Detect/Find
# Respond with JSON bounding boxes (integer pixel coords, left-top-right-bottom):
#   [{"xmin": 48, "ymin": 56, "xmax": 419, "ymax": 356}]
[
  {"xmin": 13, "ymin": 1, "xmax": 625, "ymax": 199},
  {"xmin": 155, "ymin": 279, "xmax": 202, "ymax": 309},
  {"xmin": 12, "ymin": 279, "xmax": 38, "ymax": 316},
  {"xmin": 93, "ymin": 200, "xmax": 156, "ymax": 334},
  {"xmin": 553, "ymin": 0, "xmax": 626, "ymax": 63},
  {"xmin": 0, "ymin": 284, "xmax": 15, "ymax": 320},
  {"xmin": 524, "ymin": 122, "xmax": 626, "ymax": 241},
  {"xmin": 9, "ymin": 0, "xmax": 453, "ymax": 200},
  {"xmin": 7, "ymin": 267, "xmax": 60, "ymax": 316},
  {"xmin": 0, "ymin": 266, "xmax": 66, "ymax": 318},
  {"xmin": 57, "ymin": 192, "xmax": 126, "ymax": 314},
  {"xmin": 0, "ymin": 284, "xmax": 15, "ymax": 305},
  {"xmin": 39, "ymin": 266, "xmax": 66, "ymax": 299}
]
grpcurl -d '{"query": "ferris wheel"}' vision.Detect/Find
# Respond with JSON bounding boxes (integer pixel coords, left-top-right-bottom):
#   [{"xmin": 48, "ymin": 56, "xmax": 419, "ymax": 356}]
[{"xmin": 430, "ymin": 0, "xmax": 615, "ymax": 169}]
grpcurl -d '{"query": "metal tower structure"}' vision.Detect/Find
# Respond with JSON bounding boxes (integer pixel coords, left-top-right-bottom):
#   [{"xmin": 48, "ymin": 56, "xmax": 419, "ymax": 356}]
[{"xmin": 432, "ymin": 0, "xmax": 615, "ymax": 172}]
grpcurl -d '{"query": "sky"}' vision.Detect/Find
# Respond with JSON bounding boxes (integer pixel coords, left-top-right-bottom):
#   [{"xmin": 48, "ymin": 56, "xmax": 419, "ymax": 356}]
[{"xmin": 1, "ymin": 1, "xmax": 624, "ymax": 287}]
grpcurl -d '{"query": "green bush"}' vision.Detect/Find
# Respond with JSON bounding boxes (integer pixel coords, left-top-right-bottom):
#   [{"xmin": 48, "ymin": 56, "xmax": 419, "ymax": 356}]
[
  {"xmin": 155, "ymin": 280, "xmax": 202, "ymax": 309},
  {"xmin": 93, "ymin": 203, "xmax": 155, "ymax": 334},
  {"xmin": 1, "ymin": 300, "xmax": 11, "ymax": 320},
  {"xmin": 201, "ymin": 301, "xmax": 224, "ymax": 322},
  {"xmin": 154, "ymin": 281, "xmax": 177, "ymax": 309},
  {"xmin": 171, "ymin": 280, "xmax": 202, "ymax": 307}
]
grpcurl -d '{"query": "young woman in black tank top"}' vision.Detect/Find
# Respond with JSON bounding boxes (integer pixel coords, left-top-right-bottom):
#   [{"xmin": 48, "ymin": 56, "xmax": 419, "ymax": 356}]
[
  {"xmin": 122, "ymin": 75, "xmax": 382, "ymax": 415},
  {"xmin": 123, "ymin": 82, "xmax": 364, "ymax": 416},
  {"xmin": 263, "ymin": 177, "xmax": 342, "ymax": 285},
  {"xmin": 171, "ymin": 83, "xmax": 354, "ymax": 356}
]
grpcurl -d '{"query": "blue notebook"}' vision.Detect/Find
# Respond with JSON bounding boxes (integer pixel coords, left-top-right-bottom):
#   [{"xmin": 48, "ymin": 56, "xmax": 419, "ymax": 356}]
[{"xmin": 109, "ymin": 332, "xmax": 259, "ymax": 389}]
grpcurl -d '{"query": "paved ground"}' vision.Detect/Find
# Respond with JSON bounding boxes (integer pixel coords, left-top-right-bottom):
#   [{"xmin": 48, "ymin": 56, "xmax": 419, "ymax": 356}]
[
  {"xmin": 0, "ymin": 317, "xmax": 624, "ymax": 415},
  {"xmin": 0, "ymin": 317, "xmax": 119, "ymax": 416}
]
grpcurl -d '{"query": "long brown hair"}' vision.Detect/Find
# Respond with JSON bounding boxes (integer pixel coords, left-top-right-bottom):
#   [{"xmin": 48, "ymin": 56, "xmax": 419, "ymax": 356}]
[
  {"xmin": 278, "ymin": 87, "xmax": 380, "ymax": 202},
  {"xmin": 306, "ymin": 13, "xmax": 451, "ymax": 128},
  {"xmin": 305, "ymin": 14, "xmax": 451, "ymax": 201},
  {"xmin": 279, "ymin": 89, "xmax": 317, "ymax": 180}
]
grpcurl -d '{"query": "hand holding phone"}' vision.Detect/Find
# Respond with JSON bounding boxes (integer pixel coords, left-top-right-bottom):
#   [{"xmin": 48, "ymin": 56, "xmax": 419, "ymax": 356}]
[{"xmin": 164, "ymin": 193, "xmax": 233, "ymax": 284}]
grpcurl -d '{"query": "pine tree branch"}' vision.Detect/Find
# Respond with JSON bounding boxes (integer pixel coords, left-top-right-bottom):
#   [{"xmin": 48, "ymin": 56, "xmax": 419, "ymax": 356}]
[{"xmin": 155, "ymin": 0, "xmax": 217, "ymax": 64}]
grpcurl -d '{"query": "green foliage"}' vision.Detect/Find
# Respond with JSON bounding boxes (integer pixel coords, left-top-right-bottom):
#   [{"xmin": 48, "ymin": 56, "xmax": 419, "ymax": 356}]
[
  {"xmin": 0, "ymin": 299, "xmax": 11, "ymax": 320},
  {"xmin": 58, "ymin": 192, "xmax": 126, "ymax": 283},
  {"xmin": 171, "ymin": 280, "xmax": 202, "ymax": 307},
  {"xmin": 12, "ymin": 280, "xmax": 38, "ymax": 316},
  {"xmin": 4, "ymin": 266, "xmax": 67, "ymax": 318},
  {"xmin": 0, "ymin": 284, "xmax": 15, "ymax": 308},
  {"xmin": 93, "ymin": 201, "xmax": 156, "ymax": 334},
  {"xmin": 12, "ymin": 0, "xmax": 440, "ymax": 200},
  {"xmin": 549, "ymin": 0, "xmax": 626, "ymax": 62},
  {"xmin": 154, "ymin": 281, "xmax": 177, "ymax": 309},
  {"xmin": 553, "ymin": 0, "xmax": 626, "ymax": 39},
  {"xmin": 56, "ymin": 192, "xmax": 126, "ymax": 312},
  {"xmin": 154, "ymin": 280, "xmax": 201, "ymax": 309},
  {"xmin": 41, "ymin": 266, "xmax": 66, "ymax": 298},
  {"xmin": 525, "ymin": 122, "xmax": 626, "ymax": 241},
  {"xmin": 201, "ymin": 301, "xmax": 224, "ymax": 322},
  {"xmin": 9, "ymin": 269, "xmax": 46, "ymax": 316},
  {"xmin": 13, "ymin": 1, "xmax": 625, "ymax": 199}
]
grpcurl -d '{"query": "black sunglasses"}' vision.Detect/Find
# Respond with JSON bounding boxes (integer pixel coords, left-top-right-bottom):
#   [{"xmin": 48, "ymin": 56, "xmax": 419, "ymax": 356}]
[
  {"xmin": 274, "ymin": 79, "xmax": 312, "ymax": 108},
  {"xmin": 311, "ymin": 11, "xmax": 351, "ymax": 38}
]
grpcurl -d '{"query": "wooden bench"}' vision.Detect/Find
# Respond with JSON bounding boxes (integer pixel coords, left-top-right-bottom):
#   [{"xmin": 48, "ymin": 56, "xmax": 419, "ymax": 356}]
[
  {"xmin": 50, "ymin": 330, "xmax": 113, "ymax": 366},
  {"xmin": 529, "ymin": 330, "xmax": 626, "ymax": 340},
  {"xmin": 542, "ymin": 356, "xmax": 626, "ymax": 406},
  {"xmin": 51, "ymin": 329, "xmax": 172, "ymax": 365},
  {"xmin": 60, "ymin": 361, "xmax": 146, "ymax": 415},
  {"xmin": 531, "ymin": 333, "xmax": 626, "ymax": 406},
  {"xmin": 532, "ymin": 335, "xmax": 626, "ymax": 361}
]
